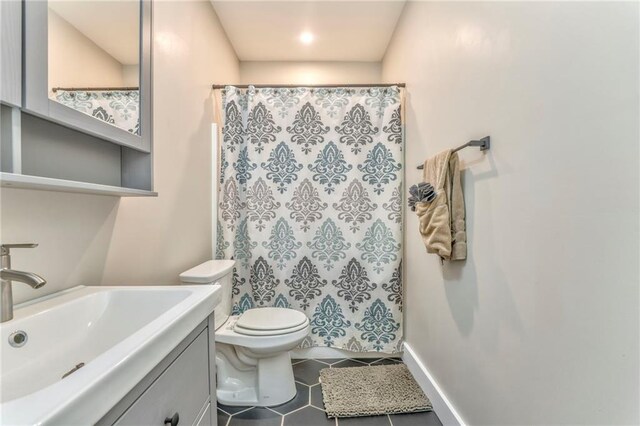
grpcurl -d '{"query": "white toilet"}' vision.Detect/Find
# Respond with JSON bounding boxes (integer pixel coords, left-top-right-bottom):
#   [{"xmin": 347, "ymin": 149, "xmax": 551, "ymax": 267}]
[{"xmin": 180, "ymin": 260, "xmax": 310, "ymax": 407}]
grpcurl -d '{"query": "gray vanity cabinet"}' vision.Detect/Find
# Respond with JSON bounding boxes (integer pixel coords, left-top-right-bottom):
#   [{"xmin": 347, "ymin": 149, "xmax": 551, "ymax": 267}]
[
  {"xmin": 0, "ymin": 0, "xmax": 22, "ymax": 107},
  {"xmin": 0, "ymin": 0, "xmax": 156, "ymax": 196},
  {"xmin": 115, "ymin": 331, "xmax": 212, "ymax": 426},
  {"xmin": 97, "ymin": 317, "xmax": 217, "ymax": 426}
]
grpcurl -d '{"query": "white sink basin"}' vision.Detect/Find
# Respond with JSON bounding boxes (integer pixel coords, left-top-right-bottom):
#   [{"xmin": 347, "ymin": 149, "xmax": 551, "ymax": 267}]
[{"xmin": 0, "ymin": 285, "xmax": 221, "ymax": 425}]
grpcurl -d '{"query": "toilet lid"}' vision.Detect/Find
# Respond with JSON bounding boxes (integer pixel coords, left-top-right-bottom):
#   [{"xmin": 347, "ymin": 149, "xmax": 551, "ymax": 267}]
[{"xmin": 235, "ymin": 307, "xmax": 308, "ymax": 331}]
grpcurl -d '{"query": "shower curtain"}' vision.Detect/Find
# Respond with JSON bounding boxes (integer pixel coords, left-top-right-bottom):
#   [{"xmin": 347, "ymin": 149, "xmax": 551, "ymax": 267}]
[
  {"xmin": 217, "ymin": 85, "xmax": 404, "ymax": 353},
  {"xmin": 53, "ymin": 90, "xmax": 140, "ymax": 135}
]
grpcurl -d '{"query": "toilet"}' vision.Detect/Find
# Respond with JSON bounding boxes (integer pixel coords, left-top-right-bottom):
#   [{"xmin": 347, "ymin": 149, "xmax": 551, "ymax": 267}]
[{"xmin": 179, "ymin": 260, "xmax": 309, "ymax": 407}]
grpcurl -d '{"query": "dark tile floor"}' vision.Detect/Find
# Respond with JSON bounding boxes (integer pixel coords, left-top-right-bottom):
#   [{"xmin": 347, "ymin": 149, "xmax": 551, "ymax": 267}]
[{"xmin": 217, "ymin": 358, "xmax": 442, "ymax": 426}]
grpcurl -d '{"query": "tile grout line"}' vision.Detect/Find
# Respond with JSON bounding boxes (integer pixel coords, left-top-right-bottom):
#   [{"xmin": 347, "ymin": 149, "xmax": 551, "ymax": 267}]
[
  {"xmin": 279, "ymin": 403, "xmax": 310, "ymax": 419},
  {"xmin": 237, "ymin": 406, "xmax": 256, "ymax": 416},
  {"xmin": 265, "ymin": 406, "xmax": 285, "ymax": 417},
  {"xmin": 224, "ymin": 405, "xmax": 254, "ymax": 418},
  {"xmin": 217, "ymin": 404, "xmax": 234, "ymax": 416}
]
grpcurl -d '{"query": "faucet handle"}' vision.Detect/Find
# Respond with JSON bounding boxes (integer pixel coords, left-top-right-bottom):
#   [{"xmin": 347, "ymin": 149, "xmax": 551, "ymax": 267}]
[{"xmin": 1, "ymin": 244, "xmax": 38, "ymax": 255}]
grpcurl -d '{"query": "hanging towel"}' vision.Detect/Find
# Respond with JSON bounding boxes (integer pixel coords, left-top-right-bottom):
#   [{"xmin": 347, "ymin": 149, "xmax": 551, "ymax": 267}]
[{"xmin": 415, "ymin": 149, "xmax": 467, "ymax": 261}]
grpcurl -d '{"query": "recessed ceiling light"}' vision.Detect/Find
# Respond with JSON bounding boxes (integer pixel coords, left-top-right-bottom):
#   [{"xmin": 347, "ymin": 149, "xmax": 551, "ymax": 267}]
[{"xmin": 299, "ymin": 31, "xmax": 314, "ymax": 45}]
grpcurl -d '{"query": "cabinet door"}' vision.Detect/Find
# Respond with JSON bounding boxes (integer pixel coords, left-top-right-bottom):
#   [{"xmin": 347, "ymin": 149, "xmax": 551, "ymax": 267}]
[
  {"xmin": 0, "ymin": 0, "xmax": 22, "ymax": 107},
  {"xmin": 195, "ymin": 403, "xmax": 212, "ymax": 426},
  {"xmin": 115, "ymin": 331, "xmax": 211, "ymax": 426},
  {"xmin": 22, "ymin": 0, "xmax": 152, "ymax": 153}
]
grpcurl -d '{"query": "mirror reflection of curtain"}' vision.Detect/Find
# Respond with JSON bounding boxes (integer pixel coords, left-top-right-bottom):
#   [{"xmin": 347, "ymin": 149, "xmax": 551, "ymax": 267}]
[
  {"xmin": 218, "ymin": 85, "xmax": 405, "ymax": 353},
  {"xmin": 53, "ymin": 90, "xmax": 140, "ymax": 135}
]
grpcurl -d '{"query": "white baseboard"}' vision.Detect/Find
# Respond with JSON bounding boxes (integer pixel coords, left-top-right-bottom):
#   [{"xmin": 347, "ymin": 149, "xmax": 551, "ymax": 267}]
[{"xmin": 402, "ymin": 343, "xmax": 466, "ymax": 426}]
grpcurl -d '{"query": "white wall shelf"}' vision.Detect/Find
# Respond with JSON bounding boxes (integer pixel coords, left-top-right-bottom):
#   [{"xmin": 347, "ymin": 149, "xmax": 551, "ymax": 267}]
[{"xmin": 0, "ymin": 172, "xmax": 158, "ymax": 197}]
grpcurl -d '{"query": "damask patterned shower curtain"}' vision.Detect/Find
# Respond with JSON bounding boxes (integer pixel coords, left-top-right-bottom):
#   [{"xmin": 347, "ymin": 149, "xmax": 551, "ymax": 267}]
[
  {"xmin": 217, "ymin": 85, "xmax": 404, "ymax": 353},
  {"xmin": 53, "ymin": 90, "xmax": 140, "ymax": 135}
]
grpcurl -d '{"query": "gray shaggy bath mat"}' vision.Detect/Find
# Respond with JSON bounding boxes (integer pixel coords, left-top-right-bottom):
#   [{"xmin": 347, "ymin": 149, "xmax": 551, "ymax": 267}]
[{"xmin": 319, "ymin": 363, "xmax": 432, "ymax": 418}]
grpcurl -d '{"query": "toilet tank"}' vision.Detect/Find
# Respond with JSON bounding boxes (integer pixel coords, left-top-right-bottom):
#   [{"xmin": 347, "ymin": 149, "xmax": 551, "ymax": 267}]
[{"xmin": 179, "ymin": 260, "xmax": 235, "ymax": 330}]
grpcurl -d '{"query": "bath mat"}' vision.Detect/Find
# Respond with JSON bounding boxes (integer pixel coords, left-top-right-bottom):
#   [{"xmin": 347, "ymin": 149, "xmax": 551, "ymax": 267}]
[{"xmin": 319, "ymin": 363, "xmax": 432, "ymax": 418}]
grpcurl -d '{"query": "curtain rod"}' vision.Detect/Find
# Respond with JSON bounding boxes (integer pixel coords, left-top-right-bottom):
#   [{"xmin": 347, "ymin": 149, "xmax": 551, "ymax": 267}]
[
  {"xmin": 51, "ymin": 86, "xmax": 139, "ymax": 93},
  {"xmin": 212, "ymin": 83, "xmax": 405, "ymax": 89}
]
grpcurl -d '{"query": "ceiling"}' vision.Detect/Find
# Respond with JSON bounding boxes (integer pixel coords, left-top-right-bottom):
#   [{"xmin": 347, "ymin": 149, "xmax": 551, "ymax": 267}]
[
  {"xmin": 49, "ymin": 1, "xmax": 140, "ymax": 65},
  {"xmin": 211, "ymin": 1, "xmax": 406, "ymax": 62}
]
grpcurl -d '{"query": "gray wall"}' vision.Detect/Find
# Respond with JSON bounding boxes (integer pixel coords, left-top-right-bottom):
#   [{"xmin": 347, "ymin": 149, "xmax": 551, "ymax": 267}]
[{"xmin": 383, "ymin": 2, "xmax": 639, "ymax": 424}]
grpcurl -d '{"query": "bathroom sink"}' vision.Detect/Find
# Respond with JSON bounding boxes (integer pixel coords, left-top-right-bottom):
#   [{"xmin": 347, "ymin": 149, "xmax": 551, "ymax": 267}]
[{"xmin": 0, "ymin": 285, "xmax": 221, "ymax": 425}]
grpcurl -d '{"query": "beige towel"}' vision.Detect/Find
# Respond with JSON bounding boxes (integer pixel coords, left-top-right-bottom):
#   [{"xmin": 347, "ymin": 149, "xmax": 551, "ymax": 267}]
[{"xmin": 415, "ymin": 149, "xmax": 467, "ymax": 261}]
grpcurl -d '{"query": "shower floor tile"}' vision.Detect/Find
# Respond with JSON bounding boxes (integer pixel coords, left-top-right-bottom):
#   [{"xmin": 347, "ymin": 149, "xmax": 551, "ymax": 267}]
[{"xmin": 216, "ymin": 357, "xmax": 442, "ymax": 426}]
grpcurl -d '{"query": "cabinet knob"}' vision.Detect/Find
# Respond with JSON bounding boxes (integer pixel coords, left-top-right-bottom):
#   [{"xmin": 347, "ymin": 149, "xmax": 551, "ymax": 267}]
[{"xmin": 164, "ymin": 412, "xmax": 179, "ymax": 426}]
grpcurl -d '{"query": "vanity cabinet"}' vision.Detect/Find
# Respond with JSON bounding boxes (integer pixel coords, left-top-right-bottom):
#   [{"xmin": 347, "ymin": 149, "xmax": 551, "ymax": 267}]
[
  {"xmin": 0, "ymin": 0, "xmax": 156, "ymax": 197},
  {"xmin": 0, "ymin": 0, "xmax": 22, "ymax": 107},
  {"xmin": 97, "ymin": 318, "xmax": 217, "ymax": 426}
]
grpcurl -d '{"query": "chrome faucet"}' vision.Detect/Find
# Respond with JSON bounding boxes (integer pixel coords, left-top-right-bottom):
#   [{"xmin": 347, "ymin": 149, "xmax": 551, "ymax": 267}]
[{"xmin": 1, "ymin": 244, "xmax": 46, "ymax": 322}]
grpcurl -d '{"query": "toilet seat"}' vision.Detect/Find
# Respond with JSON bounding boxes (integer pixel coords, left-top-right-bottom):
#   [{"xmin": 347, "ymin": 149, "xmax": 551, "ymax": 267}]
[
  {"xmin": 234, "ymin": 307, "xmax": 308, "ymax": 336},
  {"xmin": 215, "ymin": 313, "xmax": 310, "ymax": 350}
]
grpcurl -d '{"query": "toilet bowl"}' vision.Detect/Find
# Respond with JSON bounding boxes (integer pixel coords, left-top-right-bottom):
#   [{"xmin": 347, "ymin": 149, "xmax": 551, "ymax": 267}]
[{"xmin": 180, "ymin": 260, "xmax": 309, "ymax": 407}]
